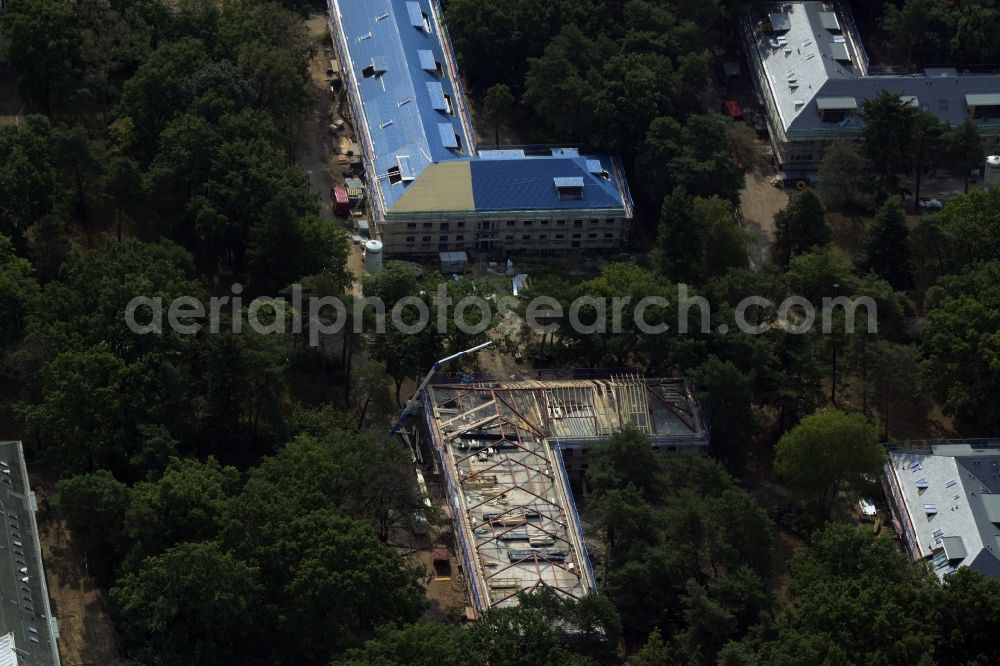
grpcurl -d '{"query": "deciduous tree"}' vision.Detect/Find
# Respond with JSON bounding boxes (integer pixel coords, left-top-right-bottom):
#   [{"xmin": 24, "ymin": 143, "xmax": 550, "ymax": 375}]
[{"xmin": 773, "ymin": 410, "xmax": 883, "ymax": 515}]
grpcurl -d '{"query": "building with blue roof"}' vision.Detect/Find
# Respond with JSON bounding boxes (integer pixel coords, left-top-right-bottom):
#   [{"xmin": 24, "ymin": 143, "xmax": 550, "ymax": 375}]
[{"xmin": 326, "ymin": 0, "xmax": 634, "ymax": 255}]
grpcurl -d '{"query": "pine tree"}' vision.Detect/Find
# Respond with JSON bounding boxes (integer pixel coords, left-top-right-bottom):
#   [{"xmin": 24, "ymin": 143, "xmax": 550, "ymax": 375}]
[
  {"xmin": 774, "ymin": 188, "xmax": 832, "ymax": 267},
  {"xmin": 860, "ymin": 198, "xmax": 913, "ymax": 290},
  {"xmin": 942, "ymin": 118, "xmax": 984, "ymax": 193},
  {"xmin": 653, "ymin": 186, "xmax": 701, "ymax": 283}
]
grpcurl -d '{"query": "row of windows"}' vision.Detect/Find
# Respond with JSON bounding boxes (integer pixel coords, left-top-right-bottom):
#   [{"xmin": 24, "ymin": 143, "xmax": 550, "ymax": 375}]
[
  {"xmin": 404, "ymin": 219, "xmax": 619, "ymax": 230},
  {"xmin": 503, "ymin": 232, "xmax": 615, "ymax": 240},
  {"xmin": 405, "ymin": 235, "xmax": 467, "ymax": 243},
  {"xmin": 406, "ymin": 221, "xmax": 466, "ymax": 230},
  {"xmin": 402, "ymin": 234, "xmax": 616, "ymax": 244}
]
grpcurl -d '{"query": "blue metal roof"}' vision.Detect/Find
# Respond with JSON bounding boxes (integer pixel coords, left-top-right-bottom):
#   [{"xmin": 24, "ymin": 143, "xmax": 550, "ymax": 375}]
[
  {"xmin": 470, "ymin": 157, "xmax": 624, "ymax": 212},
  {"xmin": 332, "ymin": 0, "xmax": 471, "ymax": 211}
]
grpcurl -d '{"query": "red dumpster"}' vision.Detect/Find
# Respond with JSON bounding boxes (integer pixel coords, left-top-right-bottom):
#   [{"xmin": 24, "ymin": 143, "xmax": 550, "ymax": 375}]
[
  {"xmin": 722, "ymin": 99, "xmax": 744, "ymax": 120},
  {"xmin": 332, "ymin": 185, "xmax": 350, "ymax": 216}
]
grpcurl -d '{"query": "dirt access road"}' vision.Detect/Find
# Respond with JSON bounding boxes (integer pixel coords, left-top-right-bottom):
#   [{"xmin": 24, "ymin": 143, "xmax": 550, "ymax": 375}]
[
  {"xmin": 302, "ymin": 13, "xmax": 366, "ymax": 292},
  {"xmin": 740, "ymin": 171, "xmax": 788, "ymax": 268},
  {"xmin": 32, "ymin": 480, "xmax": 120, "ymax": 665}
]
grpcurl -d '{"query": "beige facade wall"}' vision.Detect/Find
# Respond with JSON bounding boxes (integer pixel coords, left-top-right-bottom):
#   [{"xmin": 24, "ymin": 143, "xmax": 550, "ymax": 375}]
[{"xmin": 381, "ymin": 215, "xmax": 628, "ymax": 255}]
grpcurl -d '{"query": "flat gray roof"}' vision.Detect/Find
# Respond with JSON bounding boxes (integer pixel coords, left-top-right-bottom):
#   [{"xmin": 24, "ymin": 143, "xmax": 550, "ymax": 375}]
[
  {"xmin": 0, "ymin": 442, "xmax": 59, "ymax": 665},
  {"xmin": 887, "ymin": 445, "xmax": 1000, "ymax": 581},
  {"xmin": 748, "ymin": 2, "xmax": 1000, "ymax": 136}
]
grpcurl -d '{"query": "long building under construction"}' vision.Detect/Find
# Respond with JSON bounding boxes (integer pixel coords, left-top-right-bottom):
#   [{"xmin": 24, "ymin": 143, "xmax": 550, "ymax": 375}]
[{"xmin": 422, "ymin": 376, "xmax": 708, "ymax": 612}]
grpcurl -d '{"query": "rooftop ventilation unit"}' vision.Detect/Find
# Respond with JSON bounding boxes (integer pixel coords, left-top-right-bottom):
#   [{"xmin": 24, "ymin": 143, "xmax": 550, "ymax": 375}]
[{"xmin": 397, "ymin": 156, "xmax": 416, "ymax": 181}]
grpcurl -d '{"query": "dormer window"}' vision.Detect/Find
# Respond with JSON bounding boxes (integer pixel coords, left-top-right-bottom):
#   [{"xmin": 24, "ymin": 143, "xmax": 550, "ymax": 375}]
[
  {"xmin": 427, "ymin": 82, "xmax": 453, "ymax": 114},
  {"xmin": 418, "ymin": 50, "xmax": 443, "ymax": 75},
  {"xmin": 816, "ymin": 96, "xmax": 857, "ymax": 123},
  {"xmin": 407, "ymin": 1, "xmax": 432, "ymax": 33},
  {"xmin": 438, "ymin": 123, "xmax": 462, "ymax": 152},
  {"xmin": 554, "ymin": 177, "xmax": 584, "ymax": 200}
]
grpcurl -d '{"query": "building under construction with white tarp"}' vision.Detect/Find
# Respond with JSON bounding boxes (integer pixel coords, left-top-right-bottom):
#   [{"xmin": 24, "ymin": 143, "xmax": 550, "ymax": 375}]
[{"xmin": 422, "ymin": 376, "xmax": 708, "ymax": 612}]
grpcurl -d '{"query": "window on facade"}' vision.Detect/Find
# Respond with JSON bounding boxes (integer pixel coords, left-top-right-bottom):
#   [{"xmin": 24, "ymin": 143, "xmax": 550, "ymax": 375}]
[
  {"xmin": 572, "ymin": 233, "xmax": 581, "ymax": 239},
  {"xmin": 522, "ymin": 234, "xmax": 531, "ymax": 240},
  {"xmin": 440, "ymin": 222, "xmax": 449, "ymax": 230},
  {"xmin": 571, "ymin": 241, "xmax": 581, "ymax": 248},
  {"xmin": 573, "ymin": 220, "xmax": 583, "ymax": 228},
  {"xmin": 406, "ymin": 236, "xmax": 415, "ymax": 243},
  {"xmin": 588, "ymin": 233, "xmax": 597, "ymax": 239},
  {"xmin": 387, "ymin": 166, "xmax": 402, "ymax": 183},
  {"xmin": 422, "ymin": 236, "xmax": 431, "ymax": 242},
  {"xmin": 423, "ymin": 222, "xmax": 433, "ymax": 229},
  {"xmin": 406, "ymin": 223, "xmax": 416, "ymax": 229}
]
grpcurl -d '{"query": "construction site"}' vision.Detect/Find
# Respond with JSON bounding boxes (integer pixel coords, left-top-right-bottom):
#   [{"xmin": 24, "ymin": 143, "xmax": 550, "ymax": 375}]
[{"xmin": 421, "ymin": 376, "xmax": 709, "ymax": 613}]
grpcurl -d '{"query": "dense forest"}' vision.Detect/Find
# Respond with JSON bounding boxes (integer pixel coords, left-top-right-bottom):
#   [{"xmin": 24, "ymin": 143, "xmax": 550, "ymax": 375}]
[{"xmin": 2, "ymin": 0, "xmax": 1000, "ymax": 664}]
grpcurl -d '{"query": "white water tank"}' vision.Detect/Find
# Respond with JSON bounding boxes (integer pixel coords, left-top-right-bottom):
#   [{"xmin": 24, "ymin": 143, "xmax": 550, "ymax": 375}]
[
  {"xmin": 363, "ymin": 239, "xmax": 383, "ymax": 273},
  {"xmin": 985, "ymin": 155, "xmax": 1000, "ymax": 190}
]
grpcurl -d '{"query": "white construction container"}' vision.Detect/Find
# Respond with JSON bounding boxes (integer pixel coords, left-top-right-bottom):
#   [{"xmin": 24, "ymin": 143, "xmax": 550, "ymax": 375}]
[{"xmin": 985, "ymin": 155, "xmax": 1000, "ymax": 190}]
